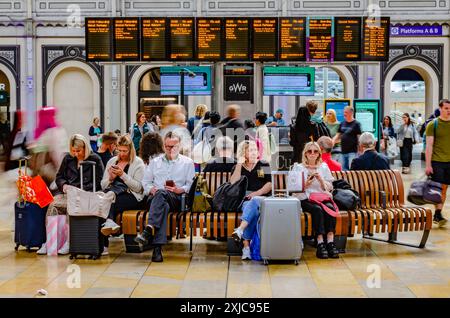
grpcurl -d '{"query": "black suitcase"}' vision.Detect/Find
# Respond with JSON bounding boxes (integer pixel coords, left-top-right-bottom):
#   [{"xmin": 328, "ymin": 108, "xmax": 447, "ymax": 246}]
[{"xmin": 69, "ymin": 161, "xmax": 104, "ymax": 260}]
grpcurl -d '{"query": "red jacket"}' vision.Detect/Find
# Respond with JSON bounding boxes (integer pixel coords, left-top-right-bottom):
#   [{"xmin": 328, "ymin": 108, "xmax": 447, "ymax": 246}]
[{"xmin": 322, "ymin": 153, "xmax": 342, "ymax": 172}]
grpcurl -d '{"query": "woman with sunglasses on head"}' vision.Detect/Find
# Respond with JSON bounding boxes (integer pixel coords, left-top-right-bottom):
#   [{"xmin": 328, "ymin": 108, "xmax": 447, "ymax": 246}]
[
  {"xmin": 291, "ymin": 141, "xmax": 339, "ymax": 259},
  {"xmin": 397, "ymin": 113, "xmax": 420, "ymax": 174}
]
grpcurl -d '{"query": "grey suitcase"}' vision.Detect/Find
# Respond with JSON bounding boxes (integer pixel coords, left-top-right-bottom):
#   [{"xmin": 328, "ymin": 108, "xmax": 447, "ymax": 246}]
[
  {"xmin": 69, "ymin": 161, "xmax": 104, "ymax": 260},
  {"xmin": 259, "ymin": 172, "xmax": 302, "ymax": 265}
]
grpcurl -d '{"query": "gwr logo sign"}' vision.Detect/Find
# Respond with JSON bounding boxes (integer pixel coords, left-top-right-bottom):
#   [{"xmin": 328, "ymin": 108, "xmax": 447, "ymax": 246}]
[
  {"xmin": 224, "ymin": 76, "xmax": 252, "ymax": 101},
  {"xmin": 229, "ymin": 83, "xmax": 247, "ymax": 93}
]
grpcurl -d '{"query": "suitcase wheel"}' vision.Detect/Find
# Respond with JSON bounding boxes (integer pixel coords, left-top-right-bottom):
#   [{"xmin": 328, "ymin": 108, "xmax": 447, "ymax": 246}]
[
  {"xmin": 294, "ymin": 259, "xmax": 299, "ymax": 266},
  {"xmin": 263, "ymin": 259, "xmax": 269, "ymax": 266}
]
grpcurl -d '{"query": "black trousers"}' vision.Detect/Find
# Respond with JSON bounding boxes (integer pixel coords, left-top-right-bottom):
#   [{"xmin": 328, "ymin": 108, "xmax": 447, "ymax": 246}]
[
  {"xmin": 400, "ymin": 138, "xmax": 413, "ymax": 168},
  {"xmin": 147, "ymin": 190, "xmax": 182, "ymax": 245},
  {"xmin": 301, "ymin": 199, "xmax": 336, "ymax": 237}
]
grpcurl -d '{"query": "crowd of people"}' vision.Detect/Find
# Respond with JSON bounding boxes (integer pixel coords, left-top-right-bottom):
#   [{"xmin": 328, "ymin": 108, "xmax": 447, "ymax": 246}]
[{"xmin": 2, "ymin": 99, "xmax": 449, "ymax": 261}]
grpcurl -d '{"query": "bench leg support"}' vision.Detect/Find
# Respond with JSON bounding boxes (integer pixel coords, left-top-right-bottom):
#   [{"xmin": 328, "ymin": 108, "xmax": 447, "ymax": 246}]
[
  {"xmin": 362, "ymin": 230, "xmax": 430, "ymax": 249},
  {"xmin": 189, "ymin": 213, "xmax": 193, "ymax": 252}
]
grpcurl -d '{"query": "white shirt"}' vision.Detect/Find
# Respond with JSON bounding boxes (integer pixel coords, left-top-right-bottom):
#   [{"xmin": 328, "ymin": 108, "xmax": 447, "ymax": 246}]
[
  {"xmin": 291, "ymin": 162, "xmax": 334, "ymax": 201},
  {"xmin": 141, "ymin": 153, "xmax": 195, "ymax": 196}
]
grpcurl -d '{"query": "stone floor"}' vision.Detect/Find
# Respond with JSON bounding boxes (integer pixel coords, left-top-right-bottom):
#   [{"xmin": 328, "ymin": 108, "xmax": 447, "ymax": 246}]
[{"xmin": 0, "ymin": 160, "xmax": 449, "ymax": 298}]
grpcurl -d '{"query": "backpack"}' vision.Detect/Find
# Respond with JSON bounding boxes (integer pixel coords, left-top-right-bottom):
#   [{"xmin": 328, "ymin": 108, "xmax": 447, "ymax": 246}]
[
  {"xmin": 313, "ymin": 121, "xmax": 331, "ymax": 140},
  {"xmin": 212, "ymin": 176, "xmax": 248, "ymax": 212},
  {"xmin": 289, "ymin": 124, "xmax": 297, "ymax": 147},
  {"xmin": 191, "ymin": 175, "xmax": 212, "ymax": 213},
  {"xmin": 331, "ymin": 180, "xmax": 361, "ymax": 210}
]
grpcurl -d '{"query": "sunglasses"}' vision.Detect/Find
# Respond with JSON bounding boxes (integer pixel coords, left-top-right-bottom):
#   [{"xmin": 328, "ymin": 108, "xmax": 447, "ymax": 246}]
[{"xmin": 306, "ymin": 149, "xmax": 320, "ymax": 154}]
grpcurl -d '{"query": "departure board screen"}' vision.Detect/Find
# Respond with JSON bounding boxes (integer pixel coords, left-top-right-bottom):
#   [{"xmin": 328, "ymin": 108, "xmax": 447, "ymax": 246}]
[
  {"xmin": 196, "ymin": 18, "xmax": 222, "ymax": 61},
  {"xmin": 279, "ymin": 18, "xmax": 306, "ymax": 61},
  {"xmin": 224, "ymin": 18, "xmax": 250, "ymax": 61},
  {"xmin": 85, "ymin": 18, "xmax": 112, "ymax": 61},
  {"xmin": 306, "ymin": 17, "xmax": 334, "ymax": 62},
  {"xmin": 363, "ymin": 17, "xmax": 390, "ymax": 61},
  {"xmin": 141, "ymin": 18, "xmax": 167, "ymax": 61},
  {"xmin": 251, "ymin": 18, "xmax": 278, "ymax": 61},
  {"xmin": 113, "ymin": 18, "xmax": 140, "ymax": 61},
  {"xmin": 169, "ymin": 18, "xmax": 195, "ymax": 60},
  {"xmin": 334, "ymin": 17, "xmax": 361, "ymax": 61}
]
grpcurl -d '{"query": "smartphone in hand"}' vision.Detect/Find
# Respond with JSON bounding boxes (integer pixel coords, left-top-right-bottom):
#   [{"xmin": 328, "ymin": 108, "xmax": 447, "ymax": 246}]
[{"xmin": 165, "ymin": 180, "xmax": 175, "ymax": 187}]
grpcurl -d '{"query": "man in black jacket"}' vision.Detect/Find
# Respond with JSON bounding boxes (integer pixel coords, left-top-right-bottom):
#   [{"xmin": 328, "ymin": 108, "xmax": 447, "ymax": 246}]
[{"xmin": 351, "ymin": 132, "xmax": 390, "ymax": 171}]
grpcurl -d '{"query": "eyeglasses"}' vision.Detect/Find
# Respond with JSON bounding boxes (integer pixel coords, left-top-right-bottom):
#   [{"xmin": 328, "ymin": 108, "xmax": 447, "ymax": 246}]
[
  {"xmin": 306, "ymin": 149, "xmax": 320, "ymax": 154},
  {"xmin": 165, "ymin": 144, "xmax": 179, "ymax": 149}
]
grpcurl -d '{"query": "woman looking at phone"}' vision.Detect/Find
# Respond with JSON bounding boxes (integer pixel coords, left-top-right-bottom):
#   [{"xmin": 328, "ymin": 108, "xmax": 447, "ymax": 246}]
[
  {"xmin": 230, "ymin": 140, "xmax": 272, "ymax": 260},
  {"xmin": 291, "ymin": 141, "xmax": 339, "ymax": 259}
]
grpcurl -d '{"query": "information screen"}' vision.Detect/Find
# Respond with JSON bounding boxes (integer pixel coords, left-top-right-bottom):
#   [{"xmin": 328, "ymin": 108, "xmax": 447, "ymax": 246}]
[
  {"xmin": 160, "ymin": 66, "xmax": 212, "ymax": 95},
  {"xmin": 324, "ymin": 99, "xmax": 351, "ymax": 123},
  {"xmin": 307, "ymin": 17, "xmax": 334, "ymax": 62},
  {"xmin": 354, "ymin": 99, "xmax": 381, "ymax": 140},
  {"xmin": 113, "ymin": 18, "xmax": 140, "ymax": 61},
  {"xmin": 279, "ymin": 18, "xmax": 306, "ymax": 61},
  {"xmin": 334, "ymin": 17, "xmax": 361, "ymax": 61},
  {"xmin": 85, "ymin": 18, "xmax": 112, "ymax": 61},
  {"xmin": 263, "ymin": 66, "xmax": 315, "ymax": 96},
  {"xmin": 363, "ymin": 17, "xmax": 390, "ymax": 61},
  {"xmin": 141, "ymin": 18, "xmax": 167, "ymax": 61},
  {"xmin": 169, "ymin": 18, "xmax": 195, "ymax": 60},
  {"xmin": 251, "ymin": 18, "xmax": 278, "ymax": 61},
  {"xmin": 196, "ymin": 18, "xmax": 222, "ymax": 61},
  {"xmin": 224, "ymin": 18, "xmax": 250, "ymax": 61}
]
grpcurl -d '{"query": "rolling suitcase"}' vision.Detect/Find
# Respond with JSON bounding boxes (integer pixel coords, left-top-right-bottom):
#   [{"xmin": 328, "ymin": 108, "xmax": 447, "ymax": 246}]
[
  {"xmin": 69, "ymin": 161, "xmax": 104, "ymax": 260},
  {"xmin": 259, "ymin": 172, "xmax": 302, "ymax": 265},
  {"xmin": 14, "ymin": 158, "xmax": 47, "ymax": 252}
]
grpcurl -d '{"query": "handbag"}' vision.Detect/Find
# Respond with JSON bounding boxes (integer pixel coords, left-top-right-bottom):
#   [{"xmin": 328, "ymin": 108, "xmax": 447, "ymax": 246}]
[
  {"xmin": 250, "ymin": 218, "xmax": 262, "ymax": 261},
  {"xmin": 66, "ymin": 185, "xmax": 116, "ymax": 218},
  {"xmin": 287, "ymin": 165, "xmax": 305, "ymax": 193},
  {"xmin": 386, "ymin": 137, "xmax": 398, "ymax": 158},
  {"xmin": 407, "ymin": 177, "xmax": 442, "ymax": 205},
  {"xmin": 332, "ymin": 188, "xmax": 360, "ymax": 210},
  {"xmin": 46, "ymin": 214, "xmax": 68, "ymax": 256},
  {"xmin": 192, "ymin": 175, "xmax": 212, "ymax": 213},
  {"xmin": 29, "ymin": 175, "xmax": 54, "ymax": 208},
  {"xmin": 106, "ymin": 180, "xmax": 129, "ymax": 196},
  {"xmin": 308, "ymin": 192, "xmax": 340, "ymax": 217},
  {"xmin": 192, "ymin": 139, "xmax": 212, "ymax": 164},
  {"xmin": 396, "ymin": 139, "xmax": 403, "ymax": 148},
  {"xmin": 212, "ymin": 176, "xmax": 248, "ymax": 212}
]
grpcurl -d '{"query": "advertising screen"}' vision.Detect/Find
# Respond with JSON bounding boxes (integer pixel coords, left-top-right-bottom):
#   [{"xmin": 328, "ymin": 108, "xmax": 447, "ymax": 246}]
[
  {"xmin": 263, "ymin": 66, "xmax": 315, "ymax": 96},
  {"xmin": 160, "ymin": 66, "xmax": 212, "ymax": 95}
]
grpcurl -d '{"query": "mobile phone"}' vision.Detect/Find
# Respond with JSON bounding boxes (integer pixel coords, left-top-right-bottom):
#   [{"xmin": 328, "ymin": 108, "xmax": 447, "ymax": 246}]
[
  {"xmin": 112, "ymin": 165, "xmax": 119, "ymax": 170},
  {"xmin": 165, "ymin": 180, "xmax": 175, "ymax": 187}
]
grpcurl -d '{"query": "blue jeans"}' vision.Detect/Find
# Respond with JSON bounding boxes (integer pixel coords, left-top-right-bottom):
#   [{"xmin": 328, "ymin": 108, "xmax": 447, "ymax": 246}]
[
  {"xmin": 240, "ymin": 196, "xmax": 264, "ymax": 241},
  {"xmin": 340, "ymin": 152, "xmax": 356, "ymax": 171}
]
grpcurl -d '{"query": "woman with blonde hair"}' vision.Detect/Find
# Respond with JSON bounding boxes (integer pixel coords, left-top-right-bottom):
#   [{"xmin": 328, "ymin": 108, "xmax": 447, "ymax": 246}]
[
  {"xmin": 291, "ymin": 141, "xmax": 339, "ymax": 259},
  {"xmin": 100, "ymin": 135, "xmax": 145, "ymax": 254},
  {"xmin": 324, "ymin": 109, "xmax": 340, "ymax": 138},
  {"xmin": 231, "ymin": 140, "xmax": 272, "ymax": 260},
  {"xmin": 37, "ymin": 134, "xmax": 104, "ymax": 255}
]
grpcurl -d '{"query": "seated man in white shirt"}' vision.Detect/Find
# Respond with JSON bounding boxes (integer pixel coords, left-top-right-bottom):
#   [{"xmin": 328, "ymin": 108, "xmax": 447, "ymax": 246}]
[{"xmin": 135, "ymin": 131, "xmax": 195, "ymax": 262}]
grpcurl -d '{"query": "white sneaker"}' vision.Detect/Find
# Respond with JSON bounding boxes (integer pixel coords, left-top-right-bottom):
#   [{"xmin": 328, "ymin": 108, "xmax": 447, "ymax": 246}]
[
  {"xmin": 241, "ymin": 246, "xmax": 251, "ymax": 260},
  {"xmin": 57, "ymin": 241, "xmax": 69, "ymax": 255},
  {"xmin": 101, "ymin": 219, "xmax": 121, "ymax": 236},
  {"xmin": 36, "ymin": 243, "xmax": 47, "ymax": 255},
  {"xmin": 232, "ymin": 228, "xmax": 243, "ymax": 243},
  {"xmin": 101, "ymin": 247, "xmax": 109, "ymax": 256}
]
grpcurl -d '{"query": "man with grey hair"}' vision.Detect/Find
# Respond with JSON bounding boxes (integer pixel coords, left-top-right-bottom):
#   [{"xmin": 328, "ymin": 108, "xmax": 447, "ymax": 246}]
[
  {"xmin": 203, "ymin": 136, "xmax": 236, "ymax": 173},
  {"xmin": 350, "ymin": 132, "xmax": 390, "ymax": 171},
  {"xmin": 317, "ymin": 136, "xmax": 342, "ymax": 172}
]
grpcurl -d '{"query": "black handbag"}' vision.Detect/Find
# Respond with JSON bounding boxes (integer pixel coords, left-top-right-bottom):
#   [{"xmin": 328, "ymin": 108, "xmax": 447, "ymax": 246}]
[
  {"xmin": 105, "ymin": 179, "xmax": 129, "ymax": 196},
  {"xmin": 332, "ymin": 188, "xmax": 361, "ymax": 210},
  {"xmin": 212, "ymin": 176, "xmax": 248, "ymax": 212}
]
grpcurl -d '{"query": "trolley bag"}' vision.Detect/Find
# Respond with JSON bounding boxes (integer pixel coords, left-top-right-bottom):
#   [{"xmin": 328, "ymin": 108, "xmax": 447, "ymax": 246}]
[
  {"xmin": 259, "ymin": 171, "xmax": 302, "ymax": 265},
  {"xmin": 14, "ymin": 158, "xmax": 47, "ymax": 252},
  {"xmin": 69, "ymin": 161, "xmax": 104, "ymax": 260}
]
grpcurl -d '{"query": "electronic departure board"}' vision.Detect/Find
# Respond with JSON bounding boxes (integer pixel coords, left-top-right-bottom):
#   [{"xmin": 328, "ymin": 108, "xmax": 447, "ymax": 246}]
[
  {"xmin": 306, "ymin": 17, "xmax": 334, "ymax": 62},
  {"xmin": 224, "ymin": 18, "xmax": 250, "ymax": 61},
  {"xmin": 169, "ymin": 18, "xmax": 195, "ymax": 60},
  {"xmin": 251, "ymin": 18, "xmax": 278, "ymax": 61},
  {"xmin": 363, "ymin": 17, "xmax": 390, "ymax": 61},
  {"xmin": 279, "ymin": 18, "xmax": 306, "ymax": 61},
  {"xmin": 334, "ymin": 17, "xmax": 361, "ymax": 61},
  {"xmin": 141, "ymin": 18, "xmax": 167, "ymax": 61},
  {"xmin": 113, "ymin": 18, "xmax": 140, "ymax": 61},
  {"xmin": 196, "ymin": 18, "xmax": 222, "ymax": 61},
  {"xmin": 86, "ymin": 18, "xmax": 112, "ymax": 61}
]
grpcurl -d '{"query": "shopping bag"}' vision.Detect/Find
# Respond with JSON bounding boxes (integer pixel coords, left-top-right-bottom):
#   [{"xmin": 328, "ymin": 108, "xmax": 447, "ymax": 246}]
[
  {"xmin": 287, "ymin": 165, "xmax": 305, "ymax": 193},
  {"xmin": 46, "ymin": 214, "xmax": 69, "ymax": 256},
  {"xmin": 66, "ymin": 185, "xmax": 115, "ymax": 218},
  {"xmin": 29, "ymin": 175, "xmax": 54, "ymax": 208}
]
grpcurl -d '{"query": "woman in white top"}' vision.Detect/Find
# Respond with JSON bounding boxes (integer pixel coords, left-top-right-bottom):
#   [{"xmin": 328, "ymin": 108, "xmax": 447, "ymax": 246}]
[
  {"xmin": 291, "ymin": 141, "xmax": 339, "ymax": 259},
  {"xmin": 396, "ymin": 113, "xmax": 420, "ymax": 174}
]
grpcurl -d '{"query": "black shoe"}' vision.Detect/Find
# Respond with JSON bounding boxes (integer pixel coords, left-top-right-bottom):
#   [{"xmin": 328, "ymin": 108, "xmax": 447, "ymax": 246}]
[
  {"xmin": 151, "ymin": 246, "xmax": 163, "ymax": 262},
  {"xmin": 316, "ymin": 243, "xmax": 328, "ymax": 259},
  {"xmin": 326, "ymin": 242, "xmax": 339, "ymax": 259},
  {"xmin": 433, "ymin": 214, "xmax": 448, "ymax": 227},
  {"xmin": 134, "ymin": 225, "xmax": 155, "ymax": 245}
]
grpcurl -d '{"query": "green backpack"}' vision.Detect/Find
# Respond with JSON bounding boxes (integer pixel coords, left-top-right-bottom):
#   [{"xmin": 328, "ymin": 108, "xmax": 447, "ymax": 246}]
[{"xmin": 192, "ymin": 175, "xmax": 213, "ymax": 213}]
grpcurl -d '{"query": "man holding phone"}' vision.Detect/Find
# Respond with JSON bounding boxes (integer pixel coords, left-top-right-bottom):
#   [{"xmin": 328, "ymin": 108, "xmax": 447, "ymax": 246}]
[{"xmin": 137, "ymin": 132, "xmax": 195, "ymax": 262}]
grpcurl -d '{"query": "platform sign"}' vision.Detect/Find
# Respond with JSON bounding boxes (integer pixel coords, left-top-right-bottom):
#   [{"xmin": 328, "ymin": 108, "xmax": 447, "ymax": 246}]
[
  {"xmin": 354, "ymin": 99, "xmax": 381, "ymax": 140},
  {"xmin": 160, "ymin": 66, "xmax": 212, "ymax": 95},
  {"xmin": 279, "ymin": 17, "xmax": 306, "ymax": 61},
  {"xmin": 251, "ymin": 18, "xmax": 278, "ymax": 61},
  {"xmin": 362, "ymin": 17, "xmax": 390, "ymax": 61},
  {"xmin": 85, "ymin": 18, "xmax": 113, "ymax": 61},
  {"xmin": 306, "ymin": 17, "xmax": 334, "ymax": 62},
  {"xmin": 113, "ymin": 18, "xmax": 140, "ymax": 61},
  {"xmin": 196, "ymin": 18, "xmax": 223, "ymax": 61},
  {"xmin": 224, "ymin": 63, "xmax": 254, "ymax": 101},
  {"xmin": 141, "ymin": 18, "xmax": 168, "ymax": 61},
  {"xmin": 324, "ymin": 99, "xmax": 351, "ymax": 123},
  {"xmin": 169, "ymin": 18, "xmax": 195, "ymax": 60},
  {"xmin": 334, "ymin": 17, "xmax": 361, "ymax": 61},
  {"xmin": 224, "ymin": 18, "xmax": 250, "ymax": 61},
  {"xmin": 263, "ymin": 66, "xmax": 315, "ymax": 96}
]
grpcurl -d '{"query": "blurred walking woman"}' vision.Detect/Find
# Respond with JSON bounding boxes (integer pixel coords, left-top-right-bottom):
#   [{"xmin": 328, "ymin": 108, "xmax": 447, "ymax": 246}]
[{"xmin": 397, "ymin": 113, "xmax": 420, "ymax": 174}]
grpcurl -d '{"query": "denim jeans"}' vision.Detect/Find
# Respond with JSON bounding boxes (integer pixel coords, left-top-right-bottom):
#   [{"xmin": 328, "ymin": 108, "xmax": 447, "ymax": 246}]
[
  {"xmin": 340, "ymin": 152, "xmax": 356, "ymax": 171},
  {"xmin": 240, "ymin": 196, "xmax": 265, "ymax": 241}
]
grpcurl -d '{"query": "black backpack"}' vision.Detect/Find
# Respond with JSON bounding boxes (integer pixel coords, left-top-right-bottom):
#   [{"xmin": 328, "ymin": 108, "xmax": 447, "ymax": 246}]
[
  {"xmin": 313, "ymin": 121, "xmax": 331, "ymax": 140},
  {"xmin": 332, "ymin": 180, "xmax": 361, "ymax": 210},
  {"xmin": 212, "ymin": 176, "xmax": 248, "ymax": 212},
  {"xmin": 289, "ymin": 124, "xmax": 297, "ymax": 146}
]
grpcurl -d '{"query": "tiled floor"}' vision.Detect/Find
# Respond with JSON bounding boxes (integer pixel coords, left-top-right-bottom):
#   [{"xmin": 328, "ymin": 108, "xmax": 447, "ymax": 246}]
[{"xmin": 0, "ymin": 160, "xmax": 449, "ymax": 298}]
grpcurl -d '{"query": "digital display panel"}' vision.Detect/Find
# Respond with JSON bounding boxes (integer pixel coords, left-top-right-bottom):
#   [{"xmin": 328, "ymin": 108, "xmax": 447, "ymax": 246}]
[
  {"xmin": 169, "ymin": 18, "xmax": 195, "ymax": 60},
  {"xmin": 279, "ymin": 18, "xmax": 306, "ymax": 61},
  {"xmin": 334, "ymin": 17, "xmax": 362, "ymax": 61},
  {"xmin": 196, "ymin": 18, "xmax": 222, "ymax": 61},
  {"xmin": 160, "ymin": 66, "xmax": 212, "ymax": 95},
  {"xmin": 251, "ymin": 18, "xmax": 278, "ymax": 61},
  {"xmin": 263, "ymin": 66, "xmax": 315, "ymax": 96},
  {"xmin": 324, "ymin": 99, "xmax": 351, "ymax": 123},
  {"xmin": 224, "ymin": 18, "xmax": 250, "ymax": 61},
  {"xmin": 141, "ymin": 18, "xmax": 167, "ymax": 61},
  {"xmin": 362, "ymin": 17, "xmax": 390, "ymax": 61},
  {"xmin": 113, "ymin": 18, "xmax": 140, "ymax": 61},
  {"xmin": 85, "ymin": 18, "xmax": 112, "ymax": 61},
  {"xmin": 354, "ymin": 99, "xmax": 381, "ymax": 140},
  {"xmin": 306, "ymin": 17, "xmax": 334, "ymax": 62}
]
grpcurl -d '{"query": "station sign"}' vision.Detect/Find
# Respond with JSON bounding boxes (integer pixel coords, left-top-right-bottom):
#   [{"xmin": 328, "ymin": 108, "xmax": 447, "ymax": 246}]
[{"xmin": 390, "ymin": 25, "xmax": 442, "ymax": 37}]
